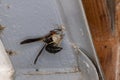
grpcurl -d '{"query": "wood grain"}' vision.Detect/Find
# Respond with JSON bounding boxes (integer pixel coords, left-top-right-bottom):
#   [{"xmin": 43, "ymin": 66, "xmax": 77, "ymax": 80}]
[
  {"xmin": 116, "ymin": 1, "xmax": 120, "ymax": 80},
  {"xmin": 82, "ymin": 0, "xmax": 119, "ymax": 80}
]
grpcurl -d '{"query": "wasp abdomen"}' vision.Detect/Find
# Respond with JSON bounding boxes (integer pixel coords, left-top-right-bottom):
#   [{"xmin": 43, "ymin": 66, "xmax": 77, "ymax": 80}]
[
  {"xmin": 45, "ymin": 43, "xmax": 62, "ymax": 53},
  {"xmin": 20, "ymin": 38, "xmax": 42, "ymax": 44}
]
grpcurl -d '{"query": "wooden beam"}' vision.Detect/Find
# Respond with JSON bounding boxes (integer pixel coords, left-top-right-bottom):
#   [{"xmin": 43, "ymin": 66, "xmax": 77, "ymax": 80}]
[{"xmin": 82, "ymin": 0, "xmax": 119, "ymax": 80}]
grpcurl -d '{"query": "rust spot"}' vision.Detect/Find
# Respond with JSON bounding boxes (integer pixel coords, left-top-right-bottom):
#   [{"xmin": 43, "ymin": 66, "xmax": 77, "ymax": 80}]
[
  {"xmin": 24, "ymin": 71, "xmax": 80, "ymax": 75},
  {"xmin": 6, "ymin": 50, "xmax": 16, "ymax": 56},
  {"xmin": 0, "ymin": 24, "xmax": 5, "ymax": 31}
]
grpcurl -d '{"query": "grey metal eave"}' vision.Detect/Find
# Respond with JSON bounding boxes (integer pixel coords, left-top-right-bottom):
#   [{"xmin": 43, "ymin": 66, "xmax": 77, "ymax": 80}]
[{"xmin": 0, "ymin": 0, "xmax": 104, "ymax": 80}]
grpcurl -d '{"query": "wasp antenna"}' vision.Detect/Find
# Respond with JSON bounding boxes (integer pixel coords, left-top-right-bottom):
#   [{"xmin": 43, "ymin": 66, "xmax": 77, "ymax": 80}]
[{"xmin": 34, "ymin": 44, "xmax": 46, "ymax": 64}]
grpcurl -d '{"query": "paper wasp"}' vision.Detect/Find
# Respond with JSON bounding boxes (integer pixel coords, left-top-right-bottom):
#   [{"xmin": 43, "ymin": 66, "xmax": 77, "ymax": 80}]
[{"xmin": 20, "ymin": 25, "xmax": 65, "ymax": 64}]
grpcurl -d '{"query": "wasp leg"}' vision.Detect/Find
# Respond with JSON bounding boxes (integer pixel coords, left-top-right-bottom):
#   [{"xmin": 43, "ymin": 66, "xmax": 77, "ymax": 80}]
[
  {"xmin": 34, "ymin": 44, "xmax": 46, "ymax": 64},
  {"xmin": 20, "ymin": 37, "xmax": 43, "ymax": 44},
  {"xmin": 53, "ymin": 29, "xmax": 62, "ymax": 31},
  {"xmin": 50, "ymin": 29, "xmax": 62, "ymax": 33}
]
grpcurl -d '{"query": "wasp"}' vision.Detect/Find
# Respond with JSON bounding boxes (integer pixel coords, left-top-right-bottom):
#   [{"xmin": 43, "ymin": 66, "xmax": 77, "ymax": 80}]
[{"xmin": 20, "ymin": 25, "xmax": 65, "ymax": 64}]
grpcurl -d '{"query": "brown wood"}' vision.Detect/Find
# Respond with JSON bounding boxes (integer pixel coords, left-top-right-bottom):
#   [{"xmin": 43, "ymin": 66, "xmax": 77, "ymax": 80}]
[
  {"xmin": 116, "ymin": 1, "xmax": 120, "ymax": 80},
  {"xmin": 82, "ymin": 0, "xmax": 119, "ymax": 80}
]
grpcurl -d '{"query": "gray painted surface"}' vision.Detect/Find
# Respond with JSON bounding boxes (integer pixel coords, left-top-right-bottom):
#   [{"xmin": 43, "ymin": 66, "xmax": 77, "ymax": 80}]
[{"xmin": 0, "ymin": 0, "xmax": 101, "ymax": 80}]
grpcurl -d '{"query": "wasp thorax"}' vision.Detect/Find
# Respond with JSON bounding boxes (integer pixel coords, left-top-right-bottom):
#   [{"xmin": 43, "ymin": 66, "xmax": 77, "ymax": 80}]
[{"xmin": 52, "ymin": 34, "xmax": 62, "ymax": 44}]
